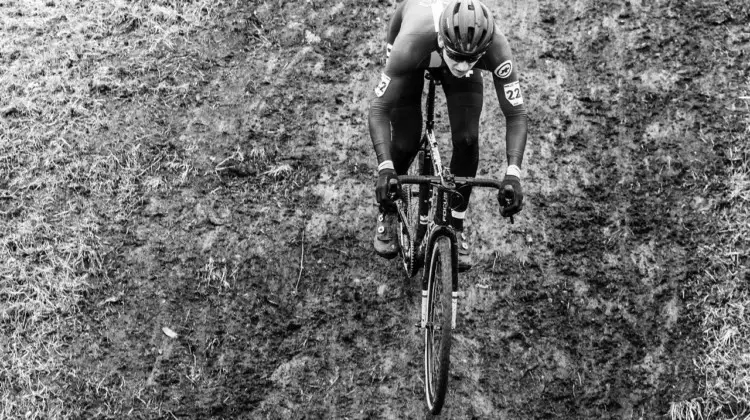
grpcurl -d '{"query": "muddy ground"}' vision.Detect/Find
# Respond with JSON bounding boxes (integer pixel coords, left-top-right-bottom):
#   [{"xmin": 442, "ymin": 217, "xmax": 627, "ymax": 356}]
[{"xmin": 45, "ymin": 0, "xmax": 749, "ymax": 419}]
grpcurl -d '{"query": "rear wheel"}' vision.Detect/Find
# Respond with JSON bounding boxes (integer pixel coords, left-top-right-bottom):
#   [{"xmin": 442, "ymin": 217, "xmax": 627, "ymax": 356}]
[{"xmin": 423, "ymin": 235, "xmax": 455, "ymax": 414}]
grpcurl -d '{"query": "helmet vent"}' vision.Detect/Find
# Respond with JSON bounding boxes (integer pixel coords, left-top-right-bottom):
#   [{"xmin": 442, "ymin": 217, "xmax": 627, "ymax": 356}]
[{"xmin": 440, "ymin": 0, "xmax": 495, "ymax": 56}]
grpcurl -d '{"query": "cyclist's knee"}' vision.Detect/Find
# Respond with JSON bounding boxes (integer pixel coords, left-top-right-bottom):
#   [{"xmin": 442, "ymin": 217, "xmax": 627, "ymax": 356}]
[
  {"xmin": 392, "ymin": 139, "xmax": 419, "ymax": 156},
  {"xmin": 391, "ymin": 140, "xmax": 420, "ymax": 173},
  {"xmin": 452, "ymin": 132, "xmax": 478, "ymax": 151},
  {"xmin": 451, "ymin": 134, "xmax": 479, "ymax": 172}
]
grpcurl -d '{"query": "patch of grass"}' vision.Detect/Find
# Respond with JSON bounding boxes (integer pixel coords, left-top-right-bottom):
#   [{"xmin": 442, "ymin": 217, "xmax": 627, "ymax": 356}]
[
  {"xmin": 670, "ymin": 122, "xmax": 750, "ymax": 419},
  {"xmin": 2, "ymin": 0, "xmax": 748, "ymax": 418},
  {"xmin": 699, "ymin": 129, "xmax": 750, "ymax": 418},
  {"xmin": 0, "ymin": 0, "xmax": 242, "ymax": 418},
  {"xmin": 201, "ymin": 256, "xmax": 238, "ymax": 292}
]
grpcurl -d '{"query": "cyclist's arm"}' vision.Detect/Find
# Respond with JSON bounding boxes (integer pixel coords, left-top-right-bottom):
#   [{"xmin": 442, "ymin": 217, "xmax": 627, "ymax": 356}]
[
  {"xmin": 369, "ymin": 32, "xmax": 433, "ymax": 169},
  {"xmin": 386, "ymin": 1, "xmax": 406, "ymax": 48},
  {"xmin": 370, "ymin": 4, "xmax": 407, "ymax": 170},
  {"xmin": 368, "ymin": 70, "xmax": 408, "ymax": 167},
  {"xmin": 484, "ymin": 32, "xmax": 528, "ymax": 169},
  {"xmin": 493, "ymin": 76, "xmax": 528, "ymax": 169}
]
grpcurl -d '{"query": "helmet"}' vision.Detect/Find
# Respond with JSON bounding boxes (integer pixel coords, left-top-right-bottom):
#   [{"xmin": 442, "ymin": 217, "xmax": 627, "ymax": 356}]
[{"xmin": 439, "ymin": 0, "xmax": 495, "ymax": 60}]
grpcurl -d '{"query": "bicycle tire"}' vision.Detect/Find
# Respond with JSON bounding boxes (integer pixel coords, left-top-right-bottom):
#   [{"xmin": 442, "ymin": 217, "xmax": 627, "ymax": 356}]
[{"xmin": 423, "ymin": 235, "xmax": 455, "ymax": 414}]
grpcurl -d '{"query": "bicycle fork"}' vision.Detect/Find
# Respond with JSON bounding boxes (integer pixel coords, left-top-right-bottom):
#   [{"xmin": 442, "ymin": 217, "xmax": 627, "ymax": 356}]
[
  {"xmin": 419, "ymin": 225, "xmax": 460, "ymax": 330},
  {"xmin": 421, "ymin": 294, "xmax": 459, "ymax": 330}
]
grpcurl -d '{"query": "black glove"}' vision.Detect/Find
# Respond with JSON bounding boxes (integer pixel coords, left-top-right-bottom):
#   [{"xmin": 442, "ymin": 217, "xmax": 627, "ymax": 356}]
[
  {"xmin": 375, "ymin": 168, "xmax": 401, "ymax": 208},
  {"xmin": 498, "ymin": 175, "xmax": 524, "ymax": 217}
]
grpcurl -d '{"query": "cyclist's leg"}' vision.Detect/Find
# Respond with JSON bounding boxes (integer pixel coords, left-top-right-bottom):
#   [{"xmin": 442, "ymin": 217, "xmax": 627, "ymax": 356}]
[
  {"xmin": 438, "ymin": 69, "xmax": 483, "ymax": 218},
  {"xmin": 390, "ymin": 71, "xmax": 425, "ymax": 175},
  {"xmin": 437, "ymin": 69, "xmax": 483, "ymax": 271}
]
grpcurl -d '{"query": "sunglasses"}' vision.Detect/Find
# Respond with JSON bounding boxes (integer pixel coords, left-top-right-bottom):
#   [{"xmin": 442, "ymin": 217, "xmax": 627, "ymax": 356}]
[{"xmin": 444, "ymin": 47, "xmax": 485, "ymax": 64}]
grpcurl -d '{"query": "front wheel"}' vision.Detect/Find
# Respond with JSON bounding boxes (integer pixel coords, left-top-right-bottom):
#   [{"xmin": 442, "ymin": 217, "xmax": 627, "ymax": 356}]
[{"xmin": 423, "ymin": 235, "xmax": 456, "ymax": 414}]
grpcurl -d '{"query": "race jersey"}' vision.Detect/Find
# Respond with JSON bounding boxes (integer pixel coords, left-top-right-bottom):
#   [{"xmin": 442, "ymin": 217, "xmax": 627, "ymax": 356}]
[{"xmin": 369, "ymin": 0, "xmax": 528, "ymax": 168}]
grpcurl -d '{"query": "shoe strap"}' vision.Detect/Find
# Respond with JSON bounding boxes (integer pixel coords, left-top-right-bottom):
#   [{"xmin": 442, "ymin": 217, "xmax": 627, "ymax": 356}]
[{"xmin": 457, "ymin": 231, "xmax": 469, "ymax": 250}]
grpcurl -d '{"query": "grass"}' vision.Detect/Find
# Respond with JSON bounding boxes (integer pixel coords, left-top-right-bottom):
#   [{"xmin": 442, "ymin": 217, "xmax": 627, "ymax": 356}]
[
  {"xmin": 669, "ymin": 113, "xmax": 750, "ymax": 418},
  {"xmin": 1, "ymin": 0, "xmax": 749, "ymax": 418},
  {"xmin": 699, "ymin": 129, "xmax": 750, "ymax": 419},
  {"xmin": 0, "ymin": 1, "xmax": 238, "ymax": 418}
]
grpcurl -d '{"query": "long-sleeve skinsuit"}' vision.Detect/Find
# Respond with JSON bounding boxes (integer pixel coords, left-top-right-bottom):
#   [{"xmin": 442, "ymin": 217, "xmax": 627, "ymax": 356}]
[{"xmin": 368, "ymin": 0, "xmax": 528, "ymax": 213}]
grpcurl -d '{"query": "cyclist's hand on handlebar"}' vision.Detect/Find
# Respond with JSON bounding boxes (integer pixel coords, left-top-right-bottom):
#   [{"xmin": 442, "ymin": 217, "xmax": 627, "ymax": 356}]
[
  {"xmin": 498, "ymin": 174, "xmax": 524, "ymax": 217},
  {"xmin": 375, "ymin": 168, "xmax": 401, "ymax": 207}
]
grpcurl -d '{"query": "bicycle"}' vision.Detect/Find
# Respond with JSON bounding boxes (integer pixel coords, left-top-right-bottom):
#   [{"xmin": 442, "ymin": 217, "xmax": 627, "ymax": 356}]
[{"xmin": 389, "ymin": 71, "xmax": 515, "ymax": 415}]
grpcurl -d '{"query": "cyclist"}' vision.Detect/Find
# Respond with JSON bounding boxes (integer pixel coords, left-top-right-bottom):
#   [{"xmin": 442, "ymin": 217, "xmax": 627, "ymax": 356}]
[{"xmin": 369, "ymin": 0, "xmax": 528, "ymax": 271}]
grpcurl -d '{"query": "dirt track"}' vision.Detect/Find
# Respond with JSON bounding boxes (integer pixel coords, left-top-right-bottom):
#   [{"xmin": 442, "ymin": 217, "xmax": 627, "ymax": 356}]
[{"xmin": 54, "ymin": 0, "xmax": 750, "ymax": 418}]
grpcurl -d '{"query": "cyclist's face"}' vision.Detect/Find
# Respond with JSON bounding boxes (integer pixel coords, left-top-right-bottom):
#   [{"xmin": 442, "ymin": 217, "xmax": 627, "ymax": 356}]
[{"xmin": 442, "ymin": 50, "xmax": 480, "ymax": 78}]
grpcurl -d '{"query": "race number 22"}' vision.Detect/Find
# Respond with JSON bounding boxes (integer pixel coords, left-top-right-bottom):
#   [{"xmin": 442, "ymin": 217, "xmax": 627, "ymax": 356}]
[{"xmin": 504, "ymin": 81, "xmax": 524, "ymax": 106}]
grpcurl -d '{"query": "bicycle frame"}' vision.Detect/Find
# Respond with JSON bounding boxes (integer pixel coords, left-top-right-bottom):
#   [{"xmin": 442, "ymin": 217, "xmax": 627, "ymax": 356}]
[
  {"xmin": 392, "ymin": 70, "xmax": 508, "ymax": 415},
  {"xmin": 397, "ymin": 72, "xmax": 508, "ymax": 260},
  {"xmin": 420, "ymin": 73, "xmax": 459, "ymax": 330}
]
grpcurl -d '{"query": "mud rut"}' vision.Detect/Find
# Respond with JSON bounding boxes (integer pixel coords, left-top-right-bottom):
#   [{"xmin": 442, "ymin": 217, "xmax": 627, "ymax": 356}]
[{"xmin": 66, "ymin": 0, "xmax": 743, "ymax": 418}]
